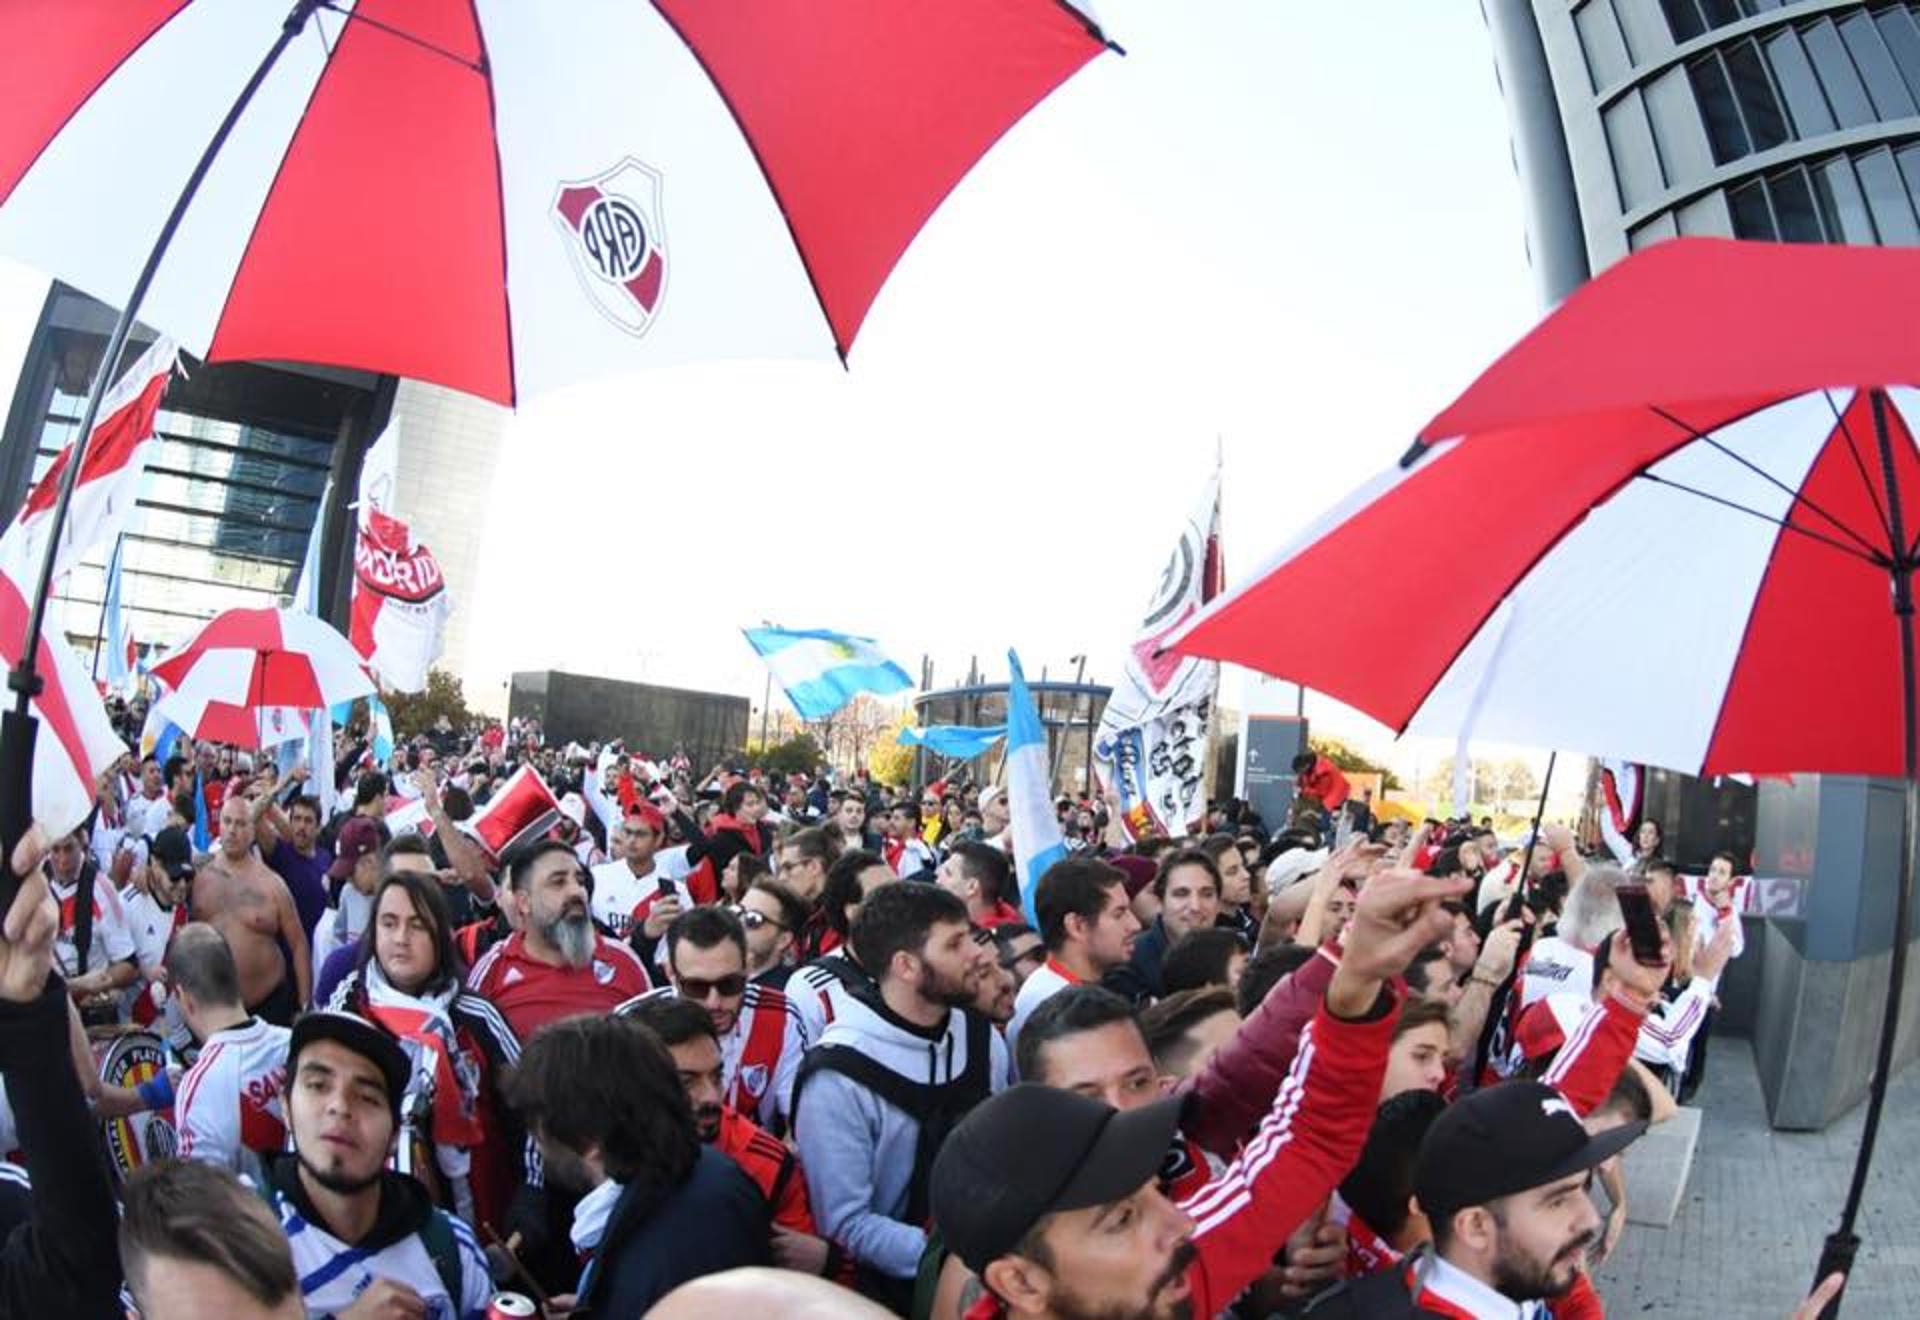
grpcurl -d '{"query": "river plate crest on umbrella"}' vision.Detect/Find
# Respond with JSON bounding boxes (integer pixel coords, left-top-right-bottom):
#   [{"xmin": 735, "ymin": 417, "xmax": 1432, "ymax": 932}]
[{"xmin": 552, "ymin": 157, "xmax": 669, "ymax": 338}]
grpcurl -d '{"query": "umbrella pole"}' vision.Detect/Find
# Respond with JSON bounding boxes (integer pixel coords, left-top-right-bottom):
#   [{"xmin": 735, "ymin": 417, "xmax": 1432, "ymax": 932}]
[
  {"xmin": 1466, "ymin": 750, "xmax": 1556, "ymax": 1091},
  {"xmin": 1812, "ymin": 390, "xmax": 1919, "ymax": 1316},
  {"xmin": 0, "ymin": 0, "xmax": 322, "ymax": 878}
]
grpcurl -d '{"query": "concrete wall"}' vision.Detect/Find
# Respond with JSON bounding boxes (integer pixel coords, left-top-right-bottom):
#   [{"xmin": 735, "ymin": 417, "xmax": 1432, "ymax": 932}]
[{"xmin": 1748, "ymin": 776, "xmax": 1920, "ymax": 1129}]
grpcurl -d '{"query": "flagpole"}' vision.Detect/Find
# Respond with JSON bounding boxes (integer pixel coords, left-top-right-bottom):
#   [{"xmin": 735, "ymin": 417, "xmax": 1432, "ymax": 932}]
[{"xmin": 89, "ymin": 534, "xmax": 123, "ymax": 683}]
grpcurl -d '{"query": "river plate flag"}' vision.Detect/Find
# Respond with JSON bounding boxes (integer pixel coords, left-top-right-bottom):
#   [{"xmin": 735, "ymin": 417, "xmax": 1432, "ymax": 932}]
[
  {"xmin": 742, "ymin": 626, "xmax": 912, "ymax": 720},
  {"xmin": 349, "ymin": 508, "xmax": 450, "ymax": 694},
  {"xmin": 1093, "ymin": 468, "xmax": 1225, "ymax": 837}
]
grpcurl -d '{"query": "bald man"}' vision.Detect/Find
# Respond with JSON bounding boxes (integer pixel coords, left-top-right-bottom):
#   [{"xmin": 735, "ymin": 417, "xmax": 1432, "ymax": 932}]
[{"xmin": 192, "ymin": 795, "xmax": 311, "ymax": 1024}]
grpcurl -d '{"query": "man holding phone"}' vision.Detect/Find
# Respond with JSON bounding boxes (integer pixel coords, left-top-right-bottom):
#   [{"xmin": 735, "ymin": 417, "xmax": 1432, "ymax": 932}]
[{"xmin": 592, "ymin": 803, "xmax": 686, "ymax": 942}]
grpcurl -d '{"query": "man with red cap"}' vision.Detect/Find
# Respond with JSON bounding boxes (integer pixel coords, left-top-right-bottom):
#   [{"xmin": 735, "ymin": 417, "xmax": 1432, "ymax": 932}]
[{"xmin": 591, "ymin": 803, "xmax": 687, "ymax": 943}]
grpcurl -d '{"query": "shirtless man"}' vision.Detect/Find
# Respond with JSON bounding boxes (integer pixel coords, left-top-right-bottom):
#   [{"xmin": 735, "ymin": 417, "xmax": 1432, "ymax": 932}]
[{"xmin": 192, "ymin": 795, "xmax": 311, "ymax": 1025}]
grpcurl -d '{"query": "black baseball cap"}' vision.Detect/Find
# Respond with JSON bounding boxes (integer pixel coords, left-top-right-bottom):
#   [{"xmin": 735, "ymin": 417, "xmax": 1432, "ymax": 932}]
[
  {"xmin": 288, "ymin": 1011, "xmax": 411, "ymax": 1123},
  {"xmin": 1413, "ymin": 1081, "xmax": 1645, "ymax": 1224},
  {"xmin": 931, "ymin": 1084, "xmax": 1182, "ymax": 1274},
  {"xmin": 149, "ymin": 826, "xmax": 195, "ymax": 881}
]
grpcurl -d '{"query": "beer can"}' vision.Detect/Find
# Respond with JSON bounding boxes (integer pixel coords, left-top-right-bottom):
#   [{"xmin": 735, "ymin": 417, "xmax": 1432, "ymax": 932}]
[{"xmin": 486, "ymin": 1294, "xmax": 537, "ymax": 1319}]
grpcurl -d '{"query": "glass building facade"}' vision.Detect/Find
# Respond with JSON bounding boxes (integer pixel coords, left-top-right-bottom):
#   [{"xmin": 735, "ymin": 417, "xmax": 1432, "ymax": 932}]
[
  {"xmin": 0, "ymin": 283, "xmax": 389, "ymax": 671},
  {"xmin": 1492, "ymin": 1, "xmax": 1920, "ymax": 289}
]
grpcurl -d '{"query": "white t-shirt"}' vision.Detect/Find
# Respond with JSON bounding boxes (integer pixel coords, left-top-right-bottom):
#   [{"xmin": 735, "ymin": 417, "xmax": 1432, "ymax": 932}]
[
  {"xmin": 589, "ymin": 860, "xmax": 686, "ymax": 941},
  {"xmin": 1518, "ymin": 935, "xmax": 1595, "ymax": 1011},
  {"xmin": 271, "ymin": 1185, "xmax": 491, "ymax": 1319},
  {"xmin": 51, "ymin": 872, "xmax": 136, "ymax": 983},
  {"xmin": 124, "ymin": 792, "xmax": 174, "ymax": 841},
  {"xmin": 176, "ymin": 1017, "xmax": 290, "ymax": 1185},
  {"xmin": 1008, "ymin": 960, "xmax": 1080, "ymax": 1060},
  {"xmin": 310, "ymin": 887, "xmax": 376, "ymax": 973}
]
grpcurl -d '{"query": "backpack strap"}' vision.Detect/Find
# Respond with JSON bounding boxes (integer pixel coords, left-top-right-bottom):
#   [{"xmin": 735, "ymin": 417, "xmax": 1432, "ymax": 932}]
[{"xmin": 417, "ymin": 1207, "xmax": 467, "ymax": 1308}]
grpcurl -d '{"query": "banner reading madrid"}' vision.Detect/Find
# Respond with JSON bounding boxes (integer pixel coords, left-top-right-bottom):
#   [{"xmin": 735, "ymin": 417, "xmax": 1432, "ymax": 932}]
[{"xmin": 743, "ymin": 627, "xmax": 913, "ymax": 720}]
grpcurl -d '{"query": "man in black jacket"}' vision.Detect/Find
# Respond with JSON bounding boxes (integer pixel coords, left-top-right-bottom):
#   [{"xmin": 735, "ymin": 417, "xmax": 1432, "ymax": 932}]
[
  {"xmin": 509, "ymin": 1013, "xmax": 770, "ymax": 1314},
  {"xmin": 0, "ymin": 828, "xmax": 125, "ymax": 1316}
]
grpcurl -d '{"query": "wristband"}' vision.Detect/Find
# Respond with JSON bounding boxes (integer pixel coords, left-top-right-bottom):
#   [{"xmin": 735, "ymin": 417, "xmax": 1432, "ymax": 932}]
[{"xmin": 1470, "ymin": 974, "xmax": 1502, "ymax": 988}]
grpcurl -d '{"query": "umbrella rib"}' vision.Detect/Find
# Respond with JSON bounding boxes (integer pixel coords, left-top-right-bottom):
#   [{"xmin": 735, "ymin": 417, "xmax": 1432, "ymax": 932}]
[
  {"xmin": 1649, "ymin": 406, "xmax": 1887, "ymax": 561},
  {"xmin": 1819, "ymin": 389, "xmax": 1896, "ymax": 550},
  {"xmin": 1633, "ymin": 472, "xmax": 1890, "ymax": 569},
  {"xmin": 315, "ymin": 2, "xmax": 485, "ymax": 73}
]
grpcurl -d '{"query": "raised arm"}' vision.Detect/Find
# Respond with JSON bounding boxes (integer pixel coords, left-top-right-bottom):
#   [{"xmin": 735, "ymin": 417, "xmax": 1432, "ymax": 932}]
[{"xmin": 276, "ymin": 880, "xmax": 313, "ymax": 1008}]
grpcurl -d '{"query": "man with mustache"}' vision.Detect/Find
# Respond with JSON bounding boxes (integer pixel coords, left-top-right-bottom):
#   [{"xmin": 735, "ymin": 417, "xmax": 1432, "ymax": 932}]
[
  {"xmin": 929, "ymin": 867, "xmax": 1465, "ymax": 1319},
  {"xmin": 466, "ymin": 839, "xmax": 653, "ymax": 1042},
  {"xmin": 1404, "ymin": 1081, "xmax": 1641, "ymax": 1317}
]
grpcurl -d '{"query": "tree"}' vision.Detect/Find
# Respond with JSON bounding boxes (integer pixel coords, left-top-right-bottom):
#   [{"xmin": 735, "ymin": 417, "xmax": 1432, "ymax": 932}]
[
  {"xmin": 868, "ymin": 716, "xmax": 917, "ymax": 788},
  {"xmin": 755, "ymin": 733, "xmax": 823, "ymax": 777},
  {"xmin": 1309, "ymin": 734, "xmax": 1403, "ymax": 792},
  {"xmin": 380, "ymin": 669, "xmax": 473, "ymax": 740},
  {"xmin": 1494, "ymin": 758, "xmax": 1539, "ymax": 807}
]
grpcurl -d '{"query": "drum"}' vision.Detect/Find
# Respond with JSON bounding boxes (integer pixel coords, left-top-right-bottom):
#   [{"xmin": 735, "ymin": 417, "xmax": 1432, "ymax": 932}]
[{"xmin": 91, "ymin": 1031, "xmax": 177, "ymax": 1182}]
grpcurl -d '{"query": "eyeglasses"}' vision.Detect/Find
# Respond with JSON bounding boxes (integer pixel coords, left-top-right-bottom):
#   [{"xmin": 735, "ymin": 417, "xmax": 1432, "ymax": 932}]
[
  {"xmin": 730, "ymin": 904, "xmax": 786, "ymax": 933},
  {"xmin": 677, "ymin": 974, "xmax": 747, "ymax": 999},
  {"xmin": 1000, "ymin": 945, "xmax": 1045, "ymax": 971}
]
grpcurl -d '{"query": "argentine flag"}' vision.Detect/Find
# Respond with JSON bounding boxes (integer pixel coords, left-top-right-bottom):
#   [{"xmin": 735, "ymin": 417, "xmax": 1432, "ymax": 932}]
[
  {"xmin": 743, "ymin": 626, "xmax": 913, "ymax": 720},
  {"xmin": 897, "ymin": 724, "xmax": 1007, "ymax": 759},
  {"xmin": 1006, "ymin": 649, "xmax": 1066, "ymax": 925}
]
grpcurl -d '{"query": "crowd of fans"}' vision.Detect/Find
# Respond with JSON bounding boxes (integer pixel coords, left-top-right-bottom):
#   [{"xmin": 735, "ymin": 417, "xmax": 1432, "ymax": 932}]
[{"xmin": 0, "ymin": 716, "xmax": 1845, "ymax": 1318}]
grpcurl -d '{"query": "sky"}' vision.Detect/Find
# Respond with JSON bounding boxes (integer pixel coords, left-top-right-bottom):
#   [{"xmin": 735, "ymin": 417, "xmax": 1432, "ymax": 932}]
[{"xmin": 0, "ymin": 3, "xmax": 1575, "ymax": 801}]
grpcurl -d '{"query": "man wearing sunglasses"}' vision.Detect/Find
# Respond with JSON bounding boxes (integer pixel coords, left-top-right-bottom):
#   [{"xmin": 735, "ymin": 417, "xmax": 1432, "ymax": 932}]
[
  {"xmin": 621, "ymin": 905, "xmax": 806, "ymax": 1135},
  {"xmin": 740, "ymin": 880, "xmax": 807, "ymax": 990}
]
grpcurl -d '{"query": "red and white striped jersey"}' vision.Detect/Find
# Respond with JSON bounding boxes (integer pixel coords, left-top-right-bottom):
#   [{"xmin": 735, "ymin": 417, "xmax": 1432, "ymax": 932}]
[
  {"xmin": 588, "ymin": 859, "xmax": 686, "ymax": 940},
  {"xmin": 176, "ymin": 1016, "xmax": 290, "ymax": 1185},
  {"xmin": 618, "ymin": 982, "xmax": 806, "ymax": 1131}
]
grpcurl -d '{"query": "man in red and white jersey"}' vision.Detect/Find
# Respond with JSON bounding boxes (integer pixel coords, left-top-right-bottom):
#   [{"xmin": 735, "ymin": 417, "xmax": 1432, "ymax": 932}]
[
  {"xmin": 590, "ymin": 804, "xmax": 687, "ymax": 942},
  {"xmin": 927, "ymin": 868, "xmax": 1462, "ymax": 1320},
  {"xmin": 467, "ymin": 840, "xmax": 652, "ymax": 1042},
  {"xmin": 168, "ymin": 924, "xmax": 290, "ymax": 1184},
  {"xmin": 47, "ymin": 827, "xmax": 138, "ymax": 1023},
  {"xmin": 1007, "ymin": 857, "xmax": 1139, "ymax": 1056},
  {"xmin": 618, "ymin": 906, "xmax": 805, "ymax": 1133}
]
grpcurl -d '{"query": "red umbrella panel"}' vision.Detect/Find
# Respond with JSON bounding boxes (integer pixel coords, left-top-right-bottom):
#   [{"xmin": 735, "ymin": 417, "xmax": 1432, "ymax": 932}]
[{"xmin": 150, "ymin": 606, "xmax": 372, "ymax": 749}]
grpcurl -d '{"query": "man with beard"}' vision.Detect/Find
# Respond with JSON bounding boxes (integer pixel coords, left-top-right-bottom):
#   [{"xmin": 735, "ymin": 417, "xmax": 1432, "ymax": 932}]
[
  {"xmin": 1404, "ymin": 1081, "xmax": 1643, "ymax": 1317},
  {"xmin": 192, "ymin": 796, "xmax": 310, "ymax": 1025},
  {"xmin": 506, "ymin": 1014, "xmax": 769, "ymax": 1315},
  {"xmin": 792, "ymin": 883, "xmax": 1008, "ymax": 1310},
  {"xmin": 263, "ymin": 1010, "xmax": 492, "ymax": 1317},
  {"xmin": 928, "ymin": 867, "xmax": 1465, "ymax": 1320},
  {"xmin": 466, "ymin": 839, "xmax": 652, "ymax": 1042},
  {"xmin": 619, "ymin": 994, "xmax": 840, "ymax": 1279},
  {"xmin": 619, "ymin": 906, "xmax": 806, "ymax": 1134},
  {"xmin": 255, "ymin": 787, "xmax": 331, "ymax": 943}
]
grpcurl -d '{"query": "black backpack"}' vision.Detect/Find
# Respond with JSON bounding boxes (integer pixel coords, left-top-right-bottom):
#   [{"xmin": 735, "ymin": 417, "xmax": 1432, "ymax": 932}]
[{"xmin": 1303, "ymin": 1254, "xmax": 1451, "ymax": 1320}]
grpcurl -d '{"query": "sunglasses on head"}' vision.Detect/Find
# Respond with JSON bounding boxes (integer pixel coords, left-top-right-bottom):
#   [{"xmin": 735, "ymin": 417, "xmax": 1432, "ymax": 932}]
[{"xmin": 678, "ymin": 974, "xmax": 747, "ymax": 999}]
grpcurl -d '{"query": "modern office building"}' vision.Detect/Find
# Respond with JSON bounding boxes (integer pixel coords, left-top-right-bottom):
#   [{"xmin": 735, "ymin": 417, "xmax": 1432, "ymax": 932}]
[
  {"xmin": 1487, "ymin": 1, "xmax": 1920, "ymax": 1128},
  {"xmin": 1488, "ymin": 1, "xmax": 1920, "ymax": 300},
  {"xmin": 0, "ymin": 281, "xmax": 507, "ymax": 705},
  {"xmin": 911, "ymin": 679, "xmax": 1112, "ymax": 795}
]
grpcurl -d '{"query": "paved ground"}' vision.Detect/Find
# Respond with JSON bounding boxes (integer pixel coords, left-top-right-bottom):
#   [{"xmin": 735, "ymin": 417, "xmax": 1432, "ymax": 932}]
[{"xmin": 1593, "ymin": 1034, "xmax": 1920, "ymax": 1316}]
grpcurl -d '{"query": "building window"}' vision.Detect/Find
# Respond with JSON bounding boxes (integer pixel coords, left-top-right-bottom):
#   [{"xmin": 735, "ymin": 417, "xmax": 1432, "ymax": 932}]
[
  {"xmin": 1724, "ymin": 38, "xmax": 1791, "ymax": 151},
  {"xmin": 1765, "ymin": 26, "xmax": 1838, "ymax": 137},
  {"xmin": 1813, "ymin": 153, "xmax": 1879, "ymax": 241},
  {"xmin": 1647, "ymin": 65, "xmax": 1718, "ymax": 179},
  {"xmin": 1660, "ymin": 0, "xmax": 1796, "ymax": 42},
  {"xmin": 1578, "ymin": 0, "xmax": 1635, "ymax": 89},
  {"xmin": 1616, "ymin": 0, "xmax": 1679, "ymax": 65},
  {"xmin": 1768, "ymin": 165, "xmax": 1826, "ymax": 240},
  {"xmin": 1629, "ymin": 211, "xmax": 1681, "ymax": 249},
  {"xmin": 1839, "ymin": 10, "xmax": 1918, "ymax": 118},
  {"xmin": 1689, "ymin": 51, "xmax": 1751, "ymax": 161},
  {"xmin": 1729, "ymin": 177, "xmax": 1777, "ymax": 237},
  {"xmin": 1676, "ymin": 189, "xmax": 1735, "ymax": 235},
  {"xmin": 1854, "ymin": 145, "xmax": 1920, "ymax": 242},
  {"xmin": 1604, "ymin": 90, "xmax": 1670, "ymax": 208},
  {"xmin": 1801, "ymin": 17, "xmax": 1879, "ymax": 128}
]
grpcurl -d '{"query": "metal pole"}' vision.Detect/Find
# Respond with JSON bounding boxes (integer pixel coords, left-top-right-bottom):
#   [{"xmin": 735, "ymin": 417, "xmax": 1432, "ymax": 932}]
[
  {"xmin": 0, "ymin": 0, "xmax": 323, "ymax": 895},
  {"xmin": 1468, "ymin": 749, "xmax": 1557, "ymax": 1090},
  {"xmin": 1811, "ymin": 391, "xmax": 1918, "ymax": 1316}
]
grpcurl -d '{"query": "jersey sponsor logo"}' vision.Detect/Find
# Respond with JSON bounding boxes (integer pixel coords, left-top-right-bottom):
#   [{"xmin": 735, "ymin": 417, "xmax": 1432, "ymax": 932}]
[
  {"xmin": 552, "ymin": 158, "xmax": 669, "ymax": 338},
  {"xmin": 1531, "ymin": 960, "xmax": 1574, "ymax": 982}
]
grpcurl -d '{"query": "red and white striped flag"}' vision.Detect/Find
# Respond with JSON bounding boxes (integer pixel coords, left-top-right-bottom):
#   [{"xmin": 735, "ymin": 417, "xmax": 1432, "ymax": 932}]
[{"xmin": 0, "ymin": 337, "xmax": 176, "ymax": 835}]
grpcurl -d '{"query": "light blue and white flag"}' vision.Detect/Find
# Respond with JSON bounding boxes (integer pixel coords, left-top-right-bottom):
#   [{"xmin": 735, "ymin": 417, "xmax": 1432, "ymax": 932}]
[
  {"xmin": 102, "ymin": 535, "xmax": 133, "ymax": 690},
  {"xmin": 1006, "ymin": 649, "xmax": 1066, "ymax": 925},
  {"xmin": 742, "ymin": 626, "xmax": 913, "ymax": 720},
  {"xmin": 897, "ymin": 724, "xmax": 1007, "ymax": 759},
  {"xmin": 291, "ymin": 479, "xmax": 331, "ymax": 616},
  {"xmin": 276, "ymin": 708, "xmax": 341, "ymax": 821},
  {"xmin": 368, "ymin": 694, "xmax": 395, "ymax": 767}
]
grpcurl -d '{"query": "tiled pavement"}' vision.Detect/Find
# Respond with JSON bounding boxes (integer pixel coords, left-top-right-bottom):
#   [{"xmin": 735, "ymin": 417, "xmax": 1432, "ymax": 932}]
[{"xmin": 1592, "ymin": 1035, "xmax": 1920, "ymax": 1316}]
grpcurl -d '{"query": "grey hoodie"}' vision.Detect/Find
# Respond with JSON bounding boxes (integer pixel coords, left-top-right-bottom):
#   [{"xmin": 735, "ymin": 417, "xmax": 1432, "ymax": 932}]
[{"xmin": 793, "ymin": 990, "xmax": 1010, "ymax": 1280}]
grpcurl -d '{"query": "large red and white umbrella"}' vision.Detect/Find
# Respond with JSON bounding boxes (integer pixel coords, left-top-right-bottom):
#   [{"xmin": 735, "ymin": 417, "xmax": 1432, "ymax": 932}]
[
  {"xmin": 1167, "ymin": 237, "xmax": 1920, "ymax": 1308},
  {"xmin": 0, "ymin": 0, "xmax": 1114, "ymax": 405},
  {"xmin": 150, "ymin": 606, "xmax": 372, "ymax": 749}
]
